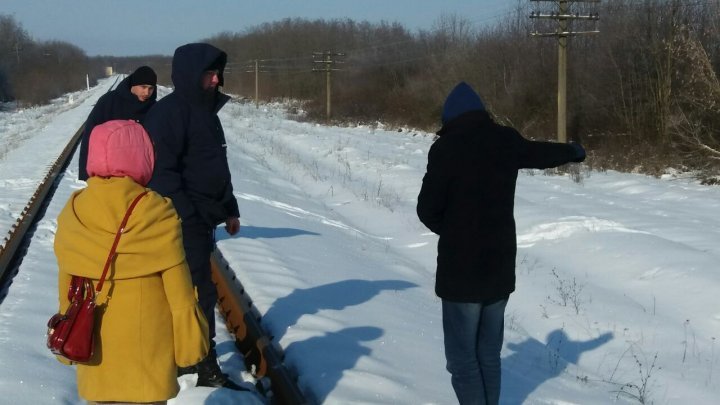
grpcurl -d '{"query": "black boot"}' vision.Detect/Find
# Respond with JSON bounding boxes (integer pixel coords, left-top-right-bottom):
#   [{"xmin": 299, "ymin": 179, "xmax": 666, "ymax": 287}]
[
  {"xmin": 196, "ymin": 352, "xmax": 247, "ymax": 391},
  {"xmin": 177, "ymin": 365, "xmax": 197, "ymax": 377}
]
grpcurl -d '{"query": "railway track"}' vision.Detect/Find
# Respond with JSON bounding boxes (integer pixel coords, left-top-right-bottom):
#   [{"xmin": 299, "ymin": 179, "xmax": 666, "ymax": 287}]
[{"xmin": 0, "ymin": 118, "xmax": 307, "ymax": 404}]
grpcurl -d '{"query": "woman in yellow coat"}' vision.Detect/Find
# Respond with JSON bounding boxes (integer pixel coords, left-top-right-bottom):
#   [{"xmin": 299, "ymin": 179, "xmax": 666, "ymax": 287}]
[{"xmin": 53, "ymin": 120, "xmax": 209, "ymax": 404}]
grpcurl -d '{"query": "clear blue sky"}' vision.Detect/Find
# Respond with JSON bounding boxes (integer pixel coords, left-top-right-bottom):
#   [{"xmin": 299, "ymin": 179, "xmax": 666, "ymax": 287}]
[{"xmin": 3, "ymin": 0, "xmax": 513, "ymax": 56}]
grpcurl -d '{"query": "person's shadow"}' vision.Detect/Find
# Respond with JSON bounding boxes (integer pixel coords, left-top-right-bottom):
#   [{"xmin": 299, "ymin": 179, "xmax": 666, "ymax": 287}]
[
  {"xmin": 262, "ymin": 279, "xmax": 417, "ymax": 342},
  {"xmin": 255, "ymin": 279, "xmax": 416, "ymax": 402},
  {"xmin": 215, "ymin": 225, "xmax": 320, "ymax": 242},
  {"xmin": 284, "ymin": 326, "xmax": 384, "ymax": 404},
  {"xmin": 502, "ymin": 329, "xmax": 613, "ymax": 404}
]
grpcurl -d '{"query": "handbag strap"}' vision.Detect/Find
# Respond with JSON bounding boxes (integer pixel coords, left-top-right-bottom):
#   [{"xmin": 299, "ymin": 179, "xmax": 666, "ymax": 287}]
[{"xmin": 95, "ymin": 190, "xmax": 149, "ymax": 293}]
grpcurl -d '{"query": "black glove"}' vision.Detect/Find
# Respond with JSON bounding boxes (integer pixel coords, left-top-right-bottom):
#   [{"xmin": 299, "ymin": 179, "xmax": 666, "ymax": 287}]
[{"xmin": 569, "ymin": 142, "xmax": 586, "ymax": 163}]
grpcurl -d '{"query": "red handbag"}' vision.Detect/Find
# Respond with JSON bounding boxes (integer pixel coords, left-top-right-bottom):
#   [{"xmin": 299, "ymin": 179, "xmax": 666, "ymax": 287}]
[
  {"xmin": 47, "ymin": 276, "xmax": 97, "ymax": 362},
  {"xmin": 47, "ymin": 191, "xmax": 148, "ymax": 363}
]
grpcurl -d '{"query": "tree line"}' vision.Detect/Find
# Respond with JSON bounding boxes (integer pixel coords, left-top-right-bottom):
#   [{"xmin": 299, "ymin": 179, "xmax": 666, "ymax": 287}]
[
  {"xmin": 0, "ymin": 15, "xmax": 168, "ymax": 107},
  {"xmin": 206, "ymin": 1, "xmax": 719, "ymax": 179},
  {"xmin": 2, "ymin": 0, "xmax": 719, "ymax": 179},
  {"xmin": 0, "ymin": 15, "xmax": 96, "ymax": 105}
]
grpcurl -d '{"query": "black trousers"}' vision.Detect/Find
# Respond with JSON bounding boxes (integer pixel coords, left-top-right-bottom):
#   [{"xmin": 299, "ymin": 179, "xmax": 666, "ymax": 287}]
[{"xmin": 181, "ymin": 222, "xmax": 217, "ymax": 349}]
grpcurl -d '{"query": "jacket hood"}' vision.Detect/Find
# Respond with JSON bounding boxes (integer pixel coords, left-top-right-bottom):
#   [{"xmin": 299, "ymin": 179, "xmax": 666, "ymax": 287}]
[
  {"xmin": 54, "ymin": 177, "xmax": 185, "ymax": 280},
  {"xmin": 171, "ymin": 43, "xmax": 227, "ymax": 103},
  {"xmin": 441, "ymin": 82, "xmax": 486, "ymax": 126},
  {"xmin": 86, "ymin": 120, "xmax": 155, "ymax": 186}
]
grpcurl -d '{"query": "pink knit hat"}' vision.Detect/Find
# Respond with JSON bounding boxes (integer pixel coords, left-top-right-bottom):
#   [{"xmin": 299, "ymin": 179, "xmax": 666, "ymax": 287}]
[{"xmin": 86, "ymin": 120, "xmax": 155, "ymax": 186}]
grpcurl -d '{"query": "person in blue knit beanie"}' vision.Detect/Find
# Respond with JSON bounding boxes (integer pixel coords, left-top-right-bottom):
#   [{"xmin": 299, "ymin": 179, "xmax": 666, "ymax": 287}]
[{"xmin": 417, "ymin": 82, "xmax": 586, "ymax": 405}]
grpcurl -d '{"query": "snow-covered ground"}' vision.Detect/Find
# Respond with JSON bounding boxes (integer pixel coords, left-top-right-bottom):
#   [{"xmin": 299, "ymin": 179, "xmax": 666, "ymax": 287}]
[{"xmin": 0, "ymin": 77, "xmax": 718, "ymax": 404}]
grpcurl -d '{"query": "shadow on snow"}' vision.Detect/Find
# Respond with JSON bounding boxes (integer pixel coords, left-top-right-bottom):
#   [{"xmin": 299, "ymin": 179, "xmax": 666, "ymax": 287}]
[
  {"xmin": 501, "ymin": 329, "xmax": 613, "ymax": 404},
  {"xmin": 263, "ymin": 279, "xmax": 417, "ymax": 403},
  {"xmin": 216, "ymin": 225, "xmax": 320, "ymax": 241}
]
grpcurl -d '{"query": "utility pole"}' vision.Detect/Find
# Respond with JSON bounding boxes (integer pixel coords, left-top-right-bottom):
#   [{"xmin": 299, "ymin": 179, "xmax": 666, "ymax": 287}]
[
  {"xmin": 15, "ymin": 42, "xmax": 22, "ymax": 65},
  {"xmin": 312, "ymin": 51, "xmax": 345, "ymax": 119},
  {"xmin": 254, "ymin": 59, "xmax": 259, "ymax": 109},
  {"xmin": 243, "ymin": 59, "xmax": 268, "ymax": 109},
  {"xmin": 530, "ymin": 0, "xmax": 600, "ymax": 143}
]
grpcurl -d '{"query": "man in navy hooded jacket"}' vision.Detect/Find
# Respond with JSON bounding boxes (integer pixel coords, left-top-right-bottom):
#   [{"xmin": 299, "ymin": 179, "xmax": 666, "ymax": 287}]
[
  {"xmin": 78, "ymin": 65, "xmax": 157, "ymax": 180},
  {"xmin": 417, "ymin": 82, "xmax": 585, "ymax": 405},
  {"xmin": 144, "ymin": 43, "xmax": 242, "ymax": 391}
]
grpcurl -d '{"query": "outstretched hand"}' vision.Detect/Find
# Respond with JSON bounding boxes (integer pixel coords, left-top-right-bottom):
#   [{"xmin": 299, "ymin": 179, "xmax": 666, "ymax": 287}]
[{"xmin": 225, "ymin": 217, "xmax": 240, "ymax": 235}]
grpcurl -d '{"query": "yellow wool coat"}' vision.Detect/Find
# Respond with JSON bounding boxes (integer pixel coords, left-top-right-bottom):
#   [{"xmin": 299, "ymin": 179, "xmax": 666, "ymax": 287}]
[{"xmin": 53, "ymin": 177, "xmax": 209, "ymax": 402}]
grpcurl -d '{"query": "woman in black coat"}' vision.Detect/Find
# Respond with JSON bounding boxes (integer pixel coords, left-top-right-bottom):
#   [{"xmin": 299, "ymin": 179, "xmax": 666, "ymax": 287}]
[
  {"xmin": 417, "ymin": 82, "xmax": 585, "ymax": 405},
  {"xmin": 77, "ymin": 66, "xmax": 157, "ymax": 180}
]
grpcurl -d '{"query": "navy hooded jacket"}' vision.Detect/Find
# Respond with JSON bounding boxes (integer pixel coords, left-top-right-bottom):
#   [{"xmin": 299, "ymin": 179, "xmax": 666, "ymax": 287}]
[
  {"xmin": 144, "ymin": 43, "xmax": 239, "ymax": 228},
  {"xmin": 77, "ymin": 74, "xmax": 157, "ymax": 180},
  {"xmin": 417, "ymin": 82, "xmax": 584, "ymax": 302}
]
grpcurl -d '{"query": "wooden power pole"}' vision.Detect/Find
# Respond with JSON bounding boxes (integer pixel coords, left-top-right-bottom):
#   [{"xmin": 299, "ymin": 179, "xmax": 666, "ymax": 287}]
[
  {"xmin": 313, "ymin": 51, "xmax": 345, "ymax": 119},
  {"xmin": 530, "ymin": 0, "xmax": 600, "ymax": 143},
  {"xmin": 254, "ymin": 59, "xmax": 259, "ymax": 109},
  {"xmin": 244, "ymin": 59, "xmax": 268, "ymax": 109}
]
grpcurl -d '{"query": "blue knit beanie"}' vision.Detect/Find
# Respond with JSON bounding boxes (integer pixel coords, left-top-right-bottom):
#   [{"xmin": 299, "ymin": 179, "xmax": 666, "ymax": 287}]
[{"xmin": 441, "ymin": 82, "xmax": 485, "ymax": 125}]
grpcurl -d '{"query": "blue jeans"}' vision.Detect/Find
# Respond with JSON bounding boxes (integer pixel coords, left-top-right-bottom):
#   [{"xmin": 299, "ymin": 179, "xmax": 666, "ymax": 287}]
[{"xmin": 442, "ymin": 298, "xmax": 508, "ymax": 405}]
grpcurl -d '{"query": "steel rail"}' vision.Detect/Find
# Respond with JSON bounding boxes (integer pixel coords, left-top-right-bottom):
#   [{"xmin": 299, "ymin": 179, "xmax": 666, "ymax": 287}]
[
  {"xmin": 0, "ymin": 125, "xmax": 85, "ymax": 283},
  {"xmin": 211, "ymin": 251, "xmax": 308, "ymax": 404},
  {"xmin": 1, "ymin": 74, "xmax": 121, "ymax": 282}
]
